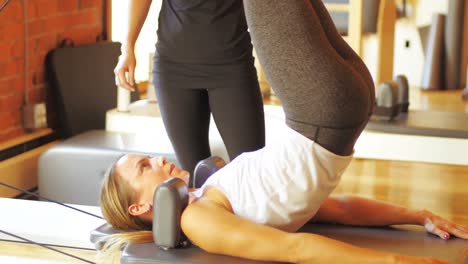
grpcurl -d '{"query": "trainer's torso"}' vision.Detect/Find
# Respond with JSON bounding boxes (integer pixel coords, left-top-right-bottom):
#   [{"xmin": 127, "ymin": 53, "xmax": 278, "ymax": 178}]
[{"xmin": 156, "ymin": 0, "xmax": 253, "ymax": 64}]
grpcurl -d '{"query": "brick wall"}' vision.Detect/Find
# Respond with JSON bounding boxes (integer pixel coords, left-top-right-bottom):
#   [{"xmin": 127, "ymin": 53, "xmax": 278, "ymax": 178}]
[{"xmin": 0, "ymin": 0, "xmax": 103, "ymax": 142}]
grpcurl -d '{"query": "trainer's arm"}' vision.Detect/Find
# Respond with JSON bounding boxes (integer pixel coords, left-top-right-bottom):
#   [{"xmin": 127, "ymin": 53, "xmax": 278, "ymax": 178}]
[
  {"xmin": 181, "ymin": 195, "xmax": 398, "ymax": 264},
  {"xmin": 312, "ymin": 195, "xmax": 468, "ymax": 240},
  {"xmin": 122, "ymin": 0, "xmax": 152, "ymax": 53},
  {"xmin": 114, "ymin": 0, "xmax": 152, "ymax": 90}
]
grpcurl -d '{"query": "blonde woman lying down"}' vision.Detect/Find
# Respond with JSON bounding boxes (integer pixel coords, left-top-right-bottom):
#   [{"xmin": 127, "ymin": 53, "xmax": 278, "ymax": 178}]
[{"xmin": 99, "ymin": 1, "xmax": 468, "ymax": 263}]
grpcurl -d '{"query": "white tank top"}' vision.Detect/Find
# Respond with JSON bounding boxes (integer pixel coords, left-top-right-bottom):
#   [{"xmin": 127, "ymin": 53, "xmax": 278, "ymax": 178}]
[{"xmin": 193, "ymin": 126, "xmax": 353, "ymax": 232}]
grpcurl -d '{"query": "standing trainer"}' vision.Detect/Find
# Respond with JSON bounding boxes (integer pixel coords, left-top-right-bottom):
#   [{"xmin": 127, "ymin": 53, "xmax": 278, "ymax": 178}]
[{"xmin": 114, "ymin": 0, "xmax": 265, "ymax": 178}]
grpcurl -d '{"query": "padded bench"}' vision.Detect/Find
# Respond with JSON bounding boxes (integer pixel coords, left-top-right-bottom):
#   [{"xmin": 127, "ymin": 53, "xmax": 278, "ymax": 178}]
[
  {"xmin": 90, "ymin": 222, "xmax": 468, "ymax": 264},
  {"xmin": 38, "ymin": 130, "xmax": 178, "ymax": 206}
]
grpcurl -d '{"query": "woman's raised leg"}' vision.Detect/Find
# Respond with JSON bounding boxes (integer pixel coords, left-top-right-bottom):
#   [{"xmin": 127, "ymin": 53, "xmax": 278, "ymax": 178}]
[
  {"xmin": 243, "ymin": 0, "xmax": 374, "ymax": 155},
  {"xmin": 307, "ymin": 0, "xmax": 375, "ymax": 91}
]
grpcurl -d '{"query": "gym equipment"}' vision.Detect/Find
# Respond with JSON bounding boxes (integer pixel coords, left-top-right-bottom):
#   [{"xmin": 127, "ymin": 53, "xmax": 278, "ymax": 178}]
[
  {"xmin": 394, "ymin": 75, "xmax": 409, "ymax": 113},
  {"xmin": 0, "ymin": 197, "xmax": 105, "ymax": 249},
  {"xmin": 46, "ymin": 41, "xmax": 120, "ymax": 138},
  {"xmin": 369, "ymin": 74, "xmax": 468, "ymax": 138},
  {"xmin": 360, "ymin": 73, "xmax": 468, "ymax": 165},
  {"xmin": 153, "ymin": 178, "xmax": 190, "ymax": 250},
  {"xmin": 192, "ymin": 156, "xmax": 226, "ymax": 189},
  {"xmin": 3, "ymin": 196, "xmax": 464, "ymax": 263},
  {"xmin": 38, "ymin": 130, "xmax": 178, "ymax": 206},
  {"xmin": 372, "ymin": 75, "xmax": 409, "ymax": 120},
  {"xmin": 112, "ymin": 224, "xmax": 467, "ymax": 264},
  {"xmin": 367, "ymin": 110, "xmax": 468, "ymax": 139},
  {"xmin": 372, "ymin": 81, "xmax": 399, "ymax": 121},
  {"xmin": 40, "ymin": 41, "xmax": 143, "ymax": 205}
]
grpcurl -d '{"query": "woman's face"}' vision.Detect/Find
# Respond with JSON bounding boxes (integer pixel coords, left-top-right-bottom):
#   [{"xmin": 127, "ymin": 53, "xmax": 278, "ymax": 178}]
[{"xmin": 114, "ymin": 154, "xmax": 190, "ymax": 206}]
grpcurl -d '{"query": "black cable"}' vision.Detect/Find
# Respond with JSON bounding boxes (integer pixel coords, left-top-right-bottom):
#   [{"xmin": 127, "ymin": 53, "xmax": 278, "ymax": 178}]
[
  {"xmin": 0, "ymin": 182, "xmax": 104, "ymax": 219},
  {"xmin": 0, "ymin": 0, "xmax": 12, "ymax": 12},
  {"xmin": 0, "ymin": 229, "xmax": 96, "ymax": 264}
]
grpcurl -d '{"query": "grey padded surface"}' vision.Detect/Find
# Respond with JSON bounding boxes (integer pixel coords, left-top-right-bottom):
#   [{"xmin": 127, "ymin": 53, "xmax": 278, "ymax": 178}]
[
  {"xmin": 47, "ymin": 42, "xmax": 120, "ymax": 138},
  {"xmin": 367, "ymin": 110, "xmax": 468, "ymax": 139},
  {"xmin": 46, "ymin": 41, "xmax": 139, "ymax": 139},
  {"xmin": 38, "ymin": 130, "xmax": 177, "ymax": 206},
  {"xmin": 118, "ymin": 223, "xmax": 467, "ymax": 264},
  {"xmin": 122, "ymin": 243, "xmax": 273, "ymax": 264}
]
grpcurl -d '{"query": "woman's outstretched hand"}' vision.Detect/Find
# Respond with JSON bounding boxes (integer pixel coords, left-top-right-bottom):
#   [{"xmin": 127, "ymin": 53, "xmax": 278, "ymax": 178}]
[
  {"xmin": 419, "ymin": 210, "xmax": 468, "ymax": 240},
  {"xmin": 114, "ymin": 49, "xmax": 137, "ymax": 91}
]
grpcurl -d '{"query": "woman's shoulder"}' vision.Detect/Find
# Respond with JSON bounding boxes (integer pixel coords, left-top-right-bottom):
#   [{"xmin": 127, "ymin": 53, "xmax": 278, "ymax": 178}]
[
  {"xmin": 182, "ymin": 186, "xmax": 233, "ymax": 235},
  {"xmin": 189, "ymin": 186, "xmax": 233, "ymax": 212}
]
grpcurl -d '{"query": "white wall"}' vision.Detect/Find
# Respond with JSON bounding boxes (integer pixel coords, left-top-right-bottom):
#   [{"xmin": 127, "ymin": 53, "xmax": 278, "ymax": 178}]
[
  {"xmin": 363, "ymin": 0, "xmax": 449, "ymax": 87},
  {"xmin": 413, "ymin": 0, "xmax": 448, "ymax": 26}
]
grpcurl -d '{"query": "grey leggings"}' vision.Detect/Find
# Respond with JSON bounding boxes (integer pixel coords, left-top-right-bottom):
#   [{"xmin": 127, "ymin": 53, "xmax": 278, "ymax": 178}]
[{"xmin": 244, "ymin": 0, "xmax": 375, "ymax": 155}]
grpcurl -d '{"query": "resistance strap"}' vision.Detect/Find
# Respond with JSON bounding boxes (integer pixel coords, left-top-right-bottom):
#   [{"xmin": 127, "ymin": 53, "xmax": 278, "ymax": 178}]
[{"xmin": 0, "ymin": 181, "xmax": 102, "ymax": 263}]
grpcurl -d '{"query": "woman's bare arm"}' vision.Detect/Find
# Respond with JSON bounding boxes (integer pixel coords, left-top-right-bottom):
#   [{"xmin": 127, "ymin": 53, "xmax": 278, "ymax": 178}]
[
  {"xmin": 122, "ymin": 0, "xmax": 152, "ymax": 52},
  {"xmin": 312, "ymin": 195, "xmax": 468, "ymax": 240},
  {"xmin": 114, "ymin": 0, "xmax": 153, "ymax": 90},
  {"xmin": 181, "ymin": 190, "xmax": 399, "ymax": 264}
]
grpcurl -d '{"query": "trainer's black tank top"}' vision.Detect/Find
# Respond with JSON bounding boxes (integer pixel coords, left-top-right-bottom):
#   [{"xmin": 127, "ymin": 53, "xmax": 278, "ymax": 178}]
[{"xmin": 155, "ymin": 0, "xmax": 253, "ymax": 64}]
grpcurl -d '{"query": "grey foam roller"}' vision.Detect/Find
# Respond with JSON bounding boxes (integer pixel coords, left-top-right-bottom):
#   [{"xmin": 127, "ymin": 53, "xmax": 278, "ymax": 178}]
[
  {"xmin": 444, "ymin": 0, "xmax": 465, "ymax": 90},
  {"xmin": 421, "ymin": 14, "xmax": 445, "ymax": 90}
]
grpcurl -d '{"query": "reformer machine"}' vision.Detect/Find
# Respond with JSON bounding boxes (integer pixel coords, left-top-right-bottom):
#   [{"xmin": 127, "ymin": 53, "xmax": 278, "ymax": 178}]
[
  {"xmin": 1, "ymin": 161, "xmax": 467, "ymax": 264},
  {"xmin": 90, "ymin": 157, "xmax": 468, "ymax": 264}
]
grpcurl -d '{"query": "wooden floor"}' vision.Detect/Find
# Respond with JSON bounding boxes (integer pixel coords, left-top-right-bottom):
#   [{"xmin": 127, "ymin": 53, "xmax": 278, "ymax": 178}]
[
  {"xmin": 338, "ymin": 158, "xmax": 468, "ymax": 226},
  {"xmin": 2, "ymin": 88, "xmax": 468, "ymax": 263},
  {"xmin": 407, "ymin": 88, "xmax": 468, "ymax": 113}
]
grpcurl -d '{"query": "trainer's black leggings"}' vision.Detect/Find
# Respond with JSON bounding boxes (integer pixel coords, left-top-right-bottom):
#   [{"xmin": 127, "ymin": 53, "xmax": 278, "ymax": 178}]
[
  {"xmin": 152, "ymin": 58, "xmax": 265, "ymax": 178},
  {"xmin": 244, "ymin": 0, "xmax": 375, "ymax": 156}
]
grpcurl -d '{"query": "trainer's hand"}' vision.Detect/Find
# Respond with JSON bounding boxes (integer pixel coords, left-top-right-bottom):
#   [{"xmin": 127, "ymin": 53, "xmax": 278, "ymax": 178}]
[
  {"xmin": 420, "ymin": 210, "xmax": 468, "ymax": 240},
  {"xmin": 114, "ymin": 50, "xmax": 137, "ymax": 91}
]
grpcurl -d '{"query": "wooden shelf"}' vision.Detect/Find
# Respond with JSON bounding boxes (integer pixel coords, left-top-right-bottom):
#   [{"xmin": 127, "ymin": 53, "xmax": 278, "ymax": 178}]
[
  {"xmin": 0, "ymin": 128, "xmax": 59, "ymax": 198},
  {"xmin": 0, "ymin": 141, "xmax": 60, "ymax": 197},
  {"xmin": 0, "ymin": 128, "xmax": 53, "ymax": 151}
]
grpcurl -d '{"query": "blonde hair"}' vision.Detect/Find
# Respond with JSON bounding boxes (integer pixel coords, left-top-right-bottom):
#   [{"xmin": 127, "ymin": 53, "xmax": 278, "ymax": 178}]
[{"xmin": 98, "ymin": 161, "xmax": 154, "ymax": 259}]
